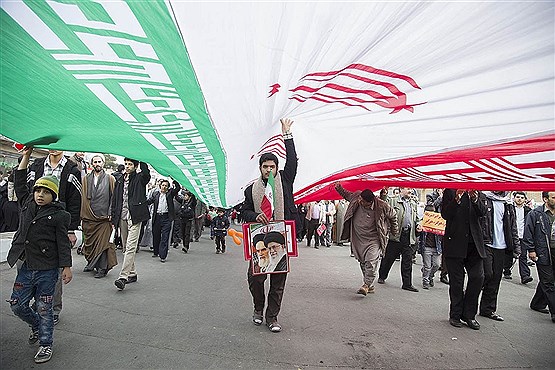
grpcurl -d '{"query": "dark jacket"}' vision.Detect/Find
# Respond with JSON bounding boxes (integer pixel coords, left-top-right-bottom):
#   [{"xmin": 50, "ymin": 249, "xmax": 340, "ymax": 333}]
[
  {"xmin": 522, "ymin": 205, "xmax": 553, "ymax": 266},
  {"xmin": 482, "ymin": 196, "xmax": 520, "ymax": 254},
  {"xmin": 441, "ymin": 189, "xmax": 487, "ymax": 259},
  {"xmin": 111, "ymin": 162, "xmax": 151, "ymax": 226},
  {"xmin": 176, "ymin": 192, "xmax": 197, "ymax": 221},
  {"xmin": 212, "ymin": 215, "xmax": 230, "ymax": 236},
  {"xmin": 8, "ymin": 169, "xmax": 72, "ymax": 269},
  {"xmin": 243, "ymin": 137, "xmax": 298, "ymax": 222},
  {"xmin": 28, "ymin": 156, "xmax": 81, "ymax": 231},
  {"xmin": 147, "ymin": 181, "xmax": 181, "ymax": 223}
]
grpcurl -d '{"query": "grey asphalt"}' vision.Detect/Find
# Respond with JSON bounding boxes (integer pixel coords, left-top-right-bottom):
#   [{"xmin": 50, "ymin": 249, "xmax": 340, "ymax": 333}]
[{"xmin": 1, "ymin": 227, "xmax": 554, "ymax": 369}]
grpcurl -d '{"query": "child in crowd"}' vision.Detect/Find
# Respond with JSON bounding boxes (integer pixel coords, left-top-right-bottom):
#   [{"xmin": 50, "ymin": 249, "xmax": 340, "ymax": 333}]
[
  {"xmin": 211, "ymin": 208, "xmax": 230, "ymax": 254},
  {"xmin": 6, "ymin": 147, "xmax": 73, "ymax": 364}
]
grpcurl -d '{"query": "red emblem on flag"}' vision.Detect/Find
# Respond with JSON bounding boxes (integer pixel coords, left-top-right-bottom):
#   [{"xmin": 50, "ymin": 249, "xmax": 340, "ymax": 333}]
[
  {"xmin": 289, "ymin": 63, "xmax": 426, "ymax": 114},
  {"xmin": 268, "ymin": 83, "xmax": 281, "ymax": 98}
]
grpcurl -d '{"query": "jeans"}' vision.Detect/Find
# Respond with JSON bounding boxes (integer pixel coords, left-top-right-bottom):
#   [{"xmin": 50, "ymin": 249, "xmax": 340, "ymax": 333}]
[
  {"xmin": 9, "ymin": 263, "xmax": 59, "ymax": 346},
  {"xmin": 421, "ymin": 246, "xmax": 440, "ymax": 284}
]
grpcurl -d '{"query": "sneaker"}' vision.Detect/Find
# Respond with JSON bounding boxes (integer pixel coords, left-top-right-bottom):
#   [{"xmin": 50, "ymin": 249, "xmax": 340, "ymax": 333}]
[
  {"xmin": 503, "ymin": 274, "xmax": 512, "ymax": 280},
  {"xmin": 377, "ymin": 278, "xmax": 385, "ymax": 284},
  {"xmin": 357, "ymin": 284, "xmax": 372, "ymax": 296},
  {"xmin": 216, "ymin": 250, "xmax": 220, "ymax": 254},
  {"xmin": 521, "ymin": 276, "xmax": 533, "ymax": 284},
  {"xmin": 28, "ymin": 329, "xmax": 39, "ymax": 345},
  {"xmin": 114, "ymin": 278, "xmax": 126, "ymax": 290},
  {"xmin": 182, "ymin": 247, "xmax": 188, "ymax": 253},
  {"xmin": 34, "ymin": 346, "xmax": 52, "ymax": 363},
  {"xmin": 160, "ymin": 258, "xmax": 166, "ymax": 263},
  {"xmin": 252, "ymin": 311, "xmax": 263, "ymax": 326},
  {"xmin": 126, "ymin": 275, "xmax": 138, "ymax": 284},
  {"xmin": 53, "ymin": 315, "xmax": 59, "ymax": 326},
  {"xmin": 267, "ymin": 321, "xmax": 282, "ymax": 332},
  {"xmin": 423, "ymin": 282, "xmax": 430, "ymax": 290}
]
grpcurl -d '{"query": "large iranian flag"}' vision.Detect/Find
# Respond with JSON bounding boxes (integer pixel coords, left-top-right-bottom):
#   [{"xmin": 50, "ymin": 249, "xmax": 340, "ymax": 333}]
[{"xmin": 1, "ymin": 1, "xmax": 553, "ymax": 207}]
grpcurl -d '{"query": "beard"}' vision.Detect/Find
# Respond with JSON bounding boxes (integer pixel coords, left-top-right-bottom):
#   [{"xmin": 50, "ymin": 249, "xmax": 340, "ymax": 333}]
[{"xmin": 258, "ymin": 256, "xmax": 269, "ymax": 269}]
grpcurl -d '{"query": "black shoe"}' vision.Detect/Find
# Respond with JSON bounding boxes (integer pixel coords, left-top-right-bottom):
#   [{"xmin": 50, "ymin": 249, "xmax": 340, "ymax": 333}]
[
  {"xmin": 152, "ymin": 254, "xmax": 159, "ymax": 258},
  {"xmin": 503, "ymin": 274, "xmax": 512, "ymax": 280},
  {"xmin": 126, "ymin": 275, "xmax": 138, "ymax": 283},
  {"xmin": 53, "ymin": 315, "xmax": 59, "ymax": 326},
  {"xmin": 521, "ymin": 276, "xmax": 533, "ymax": 284},
  {"xmin": 480, "ymin": 312, "xmax": 504, "ymax": 321},
  {"xmin": 531, "ymin": 307, "xmax": 550, "ymax": 314},
  {"xmin": 314, "ymin": 246, "xmax": 319, "ymax": 249},
  {"xmin": 182, "ymin": 247, "xmax": 188, "ymax": 253},
  {"xmin": 552, "ymin": 315, "xmax": 555, "ymax": 323},
  {"xmin": 462, "ymin": 318, "xmax": 480, "ymax": 330},
  {"xmin": 83, "ymin": 266, "xmax": 94, "ymax": 272},
  {"xmin": 115, "ymin": 278, "xmax": 126, "ymax": 290},
  {"xmin": 449, "ymin": 318, "xmax": 462, "ymax": 328},
  {"xmin": 429, "ymin": 278, "xmax": 434, "ymax": 287},
  {"xmin": 440, "ymin": 276, "xmax": 449, "ymax": 285},
  {"xmin": 402, "ymin": 285, "xmax": 419, "ymax": 292},
  {"xmin": 377, "ymin": 278, "xmax": 385, "ymax": 284},
  {"xmin": 94, "ymin": 269, "xmax": 107, "ymax": 278}
]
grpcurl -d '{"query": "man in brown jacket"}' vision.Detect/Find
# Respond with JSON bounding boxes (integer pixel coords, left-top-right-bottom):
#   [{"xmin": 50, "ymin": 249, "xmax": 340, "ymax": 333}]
[{"xmin": 335, "ymin": 182, "xmax": 398, "ymax": 295}]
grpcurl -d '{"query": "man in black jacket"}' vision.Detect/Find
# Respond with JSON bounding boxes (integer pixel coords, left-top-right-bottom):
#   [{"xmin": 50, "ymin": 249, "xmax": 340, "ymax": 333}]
[
  {"xmin": 242, "ymin": 118, "xmax": 297, "ymax": 333},
  {"xmin": 27, "ymin": 150, "xmax": 81, "ymax": 325},
  {"xmin": 522, "ymin": 191, "xmax": 555, "ymax": 323},
  {"xmin": 112, "ymin": 158, "xmax": 151, "ymax": 290},
  {"xmin": 147, "ymin": 179, "xmax": 180, "ymax": 262},
  {"xmin": 479, "ymin": 191, "xmax": 520, "ymax": 322},
  {"xmin": 441, "ymin": 189, "xmax": 487, "ymax": 330},
  {"xmin": 504, "ymin": 191, "xmax": 533, "ymax": 283}
]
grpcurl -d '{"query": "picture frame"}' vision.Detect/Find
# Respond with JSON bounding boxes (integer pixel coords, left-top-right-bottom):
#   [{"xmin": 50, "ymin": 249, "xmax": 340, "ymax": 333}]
[{"xmin": 242, "ymin": 220, "xmax": 298, "ymax": 275}]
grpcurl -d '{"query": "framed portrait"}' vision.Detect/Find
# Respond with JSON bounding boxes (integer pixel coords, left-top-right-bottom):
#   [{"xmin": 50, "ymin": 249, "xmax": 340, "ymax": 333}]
[{"xmin": 242, "ymin": 220, "xmax": 297, "ymax": 275}]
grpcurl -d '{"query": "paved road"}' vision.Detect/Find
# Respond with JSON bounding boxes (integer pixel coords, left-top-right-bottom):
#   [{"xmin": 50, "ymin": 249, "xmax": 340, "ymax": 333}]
[{"xmin": 1, "ymin": 228, "xmax": 553, "ymax": 369}]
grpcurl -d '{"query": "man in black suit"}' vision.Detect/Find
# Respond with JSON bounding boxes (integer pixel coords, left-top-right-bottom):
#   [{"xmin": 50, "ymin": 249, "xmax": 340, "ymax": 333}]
[
  {"xmin": 441, "ymin": 189, "xmax": 487, "ymax": 330},
  {"xmin": 147, "ymin": 179, "xmax": 180, "ymax": 262},
  {"xmin": 242, "ymin": 118, "xmax": 297, "ymax": 333}
]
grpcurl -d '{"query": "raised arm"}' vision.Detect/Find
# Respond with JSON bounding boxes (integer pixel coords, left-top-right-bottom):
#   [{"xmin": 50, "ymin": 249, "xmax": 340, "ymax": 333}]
[
  {"xmin": 281, "ymin": 118, "xmax": 297, "ymax": 184},
  {"xmin": 334, "ymin": 182, "xmax": 357, "ymax": 202}
]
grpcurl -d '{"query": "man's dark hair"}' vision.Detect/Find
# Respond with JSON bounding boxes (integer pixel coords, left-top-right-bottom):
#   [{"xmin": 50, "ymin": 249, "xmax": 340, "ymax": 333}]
[
  {"xmin": 360, "ymin": 189, "xmax": 375, "ymax": 202},
  {"xmin": 160, "ymin": 179, "xmax": 170, "ymax": 187},
  {"xmin": 542, "ymin": 191, "xmax": 553, "ymax": 200},
  {"xmin": 117, "ymin": 164, "xmax": 125, "ymax": 172},
  {"xmin": 124, "ymin": 158, "xmax": 139, "ymax": 167},
  {"xmin": 513, "ymin": 191, "xmax": 526, "ymax": 199},
  {"xmin": 259, "ymin": 152, "xmax": 279, "ymax": 167}
]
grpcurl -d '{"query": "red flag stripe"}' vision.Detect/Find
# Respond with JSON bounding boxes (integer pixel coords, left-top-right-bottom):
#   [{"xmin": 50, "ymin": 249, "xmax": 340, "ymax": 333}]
[{"xmin": 301, "ymin": 63, "xmax": 421, "ymax": 89}]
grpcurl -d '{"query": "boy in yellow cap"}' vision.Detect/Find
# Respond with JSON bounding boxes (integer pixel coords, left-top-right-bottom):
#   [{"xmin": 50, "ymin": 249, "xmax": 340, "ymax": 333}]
[{"xmin": 6, "ymin": 147, "xmax": 72, "ymax": 364}]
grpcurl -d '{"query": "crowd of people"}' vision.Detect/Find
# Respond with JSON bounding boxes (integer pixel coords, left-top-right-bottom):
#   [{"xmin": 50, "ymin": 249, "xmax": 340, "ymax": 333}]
[{"xmin": 3, "ymin": 117, "xmax": 555, "ymax": 363}]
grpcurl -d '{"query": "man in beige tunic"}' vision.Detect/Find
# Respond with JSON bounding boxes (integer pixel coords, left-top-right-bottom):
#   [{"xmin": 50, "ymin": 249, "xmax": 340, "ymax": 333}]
[
  {"xmin": 335, "ymin": 182, "xmax": 398, "ymax": 295},
  {"xmin": 81, "ymin": 154, "xmax": 117, "ymax": 278}
]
